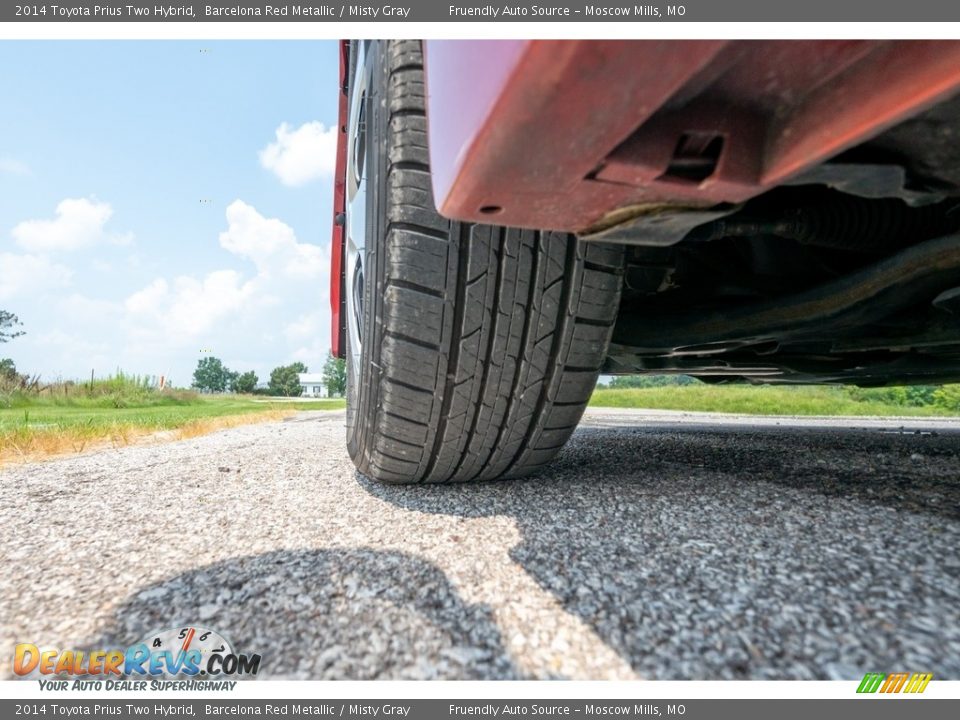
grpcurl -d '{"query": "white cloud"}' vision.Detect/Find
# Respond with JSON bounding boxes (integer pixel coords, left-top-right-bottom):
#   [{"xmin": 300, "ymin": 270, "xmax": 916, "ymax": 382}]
[
  {"xmin": 0, "ymin": 252, "xmax": 72, "ymax": 300},
  {"xmin": 219, "ymin": 200, "xmax": 326, "ymax": 280},
  {"xmin": 165, "ymin": 271, "xmax": 255, "ymax": 337},
  {"xmin": 0, "ymin": 157, "xmax": 30, "ymax": 176},
  {"xmin": 125, "ymin": 278, "xmax": 169, "ymax": 319},
  {"xmin": 124, "ymin": 271, "xmax": 255, "ymax": 340},
  {"xmin": 120, "ymin": 201, "xmax": 323, "ymax": 356},
  {"xmin": 259, "ymin": 121, "xmax": 337, "ymax": 187},
  {"xmin": 35, "ymin": 329, "xmax": 112, "ymax": 357},
  {"xmin": 8, "ymin": 197, "xmax": 331, "ymax": 385},
  {"xmin": 57, "ymin": 293, "xmax": 123, "ymax": 326},
  {"xmin": 291, "ymin": 338, "xmax": 329, "ymax": 368},
  {"xmin": 284, "ymin": 312, "xmax": 321, "ymax": 341},
  {"xmin": 11, "ymin": 197, "xmax": 131, "ymax": 253}
]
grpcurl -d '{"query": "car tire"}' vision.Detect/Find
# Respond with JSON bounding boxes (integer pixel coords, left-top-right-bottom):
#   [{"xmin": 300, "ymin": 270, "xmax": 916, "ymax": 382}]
[{"xmin": 345, "ymin": 40, "xmax": 624, "ymax": 483}]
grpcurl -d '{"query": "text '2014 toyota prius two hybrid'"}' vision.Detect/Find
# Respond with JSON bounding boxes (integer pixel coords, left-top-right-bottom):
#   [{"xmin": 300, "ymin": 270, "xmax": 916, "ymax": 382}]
[{"xmin": 330, "ymin": 39, "xmax": 960, "ymax": 483}]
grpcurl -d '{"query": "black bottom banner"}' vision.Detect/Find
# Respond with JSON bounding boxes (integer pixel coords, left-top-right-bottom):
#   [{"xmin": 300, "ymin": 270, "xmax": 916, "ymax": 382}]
[{"xmin": 4, "ymin": 699, "xmax": 957, "ymax": 720}]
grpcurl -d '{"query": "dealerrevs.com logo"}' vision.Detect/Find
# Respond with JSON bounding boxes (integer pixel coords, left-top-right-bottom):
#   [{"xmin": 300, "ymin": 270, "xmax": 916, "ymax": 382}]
[{"xmin": 14, "ymin": 626, "xmax": 261, "ymax": 689}]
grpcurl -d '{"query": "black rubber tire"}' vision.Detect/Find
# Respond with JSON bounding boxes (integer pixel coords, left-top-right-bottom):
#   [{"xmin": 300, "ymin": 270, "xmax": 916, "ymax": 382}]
[{"xmin": 346, "ymin": 40, "xmax": 624, "ymax": 483}]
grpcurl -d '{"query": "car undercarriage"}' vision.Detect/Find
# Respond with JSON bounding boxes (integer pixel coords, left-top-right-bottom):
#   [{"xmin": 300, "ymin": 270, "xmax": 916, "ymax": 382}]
[{"xmin": 601, "ymin": 95, "xmax": 960, "ymax": 384}]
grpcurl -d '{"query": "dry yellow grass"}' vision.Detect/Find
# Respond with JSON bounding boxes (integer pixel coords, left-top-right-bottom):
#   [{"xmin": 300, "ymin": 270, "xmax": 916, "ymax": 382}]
[
  {"xmin": 172, "ymin": 409, "xmax": 292, "ymax": 439},
  {"xmin": 0, "ymin": 408, "xmax": 295, "ymax": 467}
]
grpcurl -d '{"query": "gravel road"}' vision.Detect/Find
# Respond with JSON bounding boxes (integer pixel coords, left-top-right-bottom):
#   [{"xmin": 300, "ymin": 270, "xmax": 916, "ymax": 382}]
[{"xmin": 2, "ymin": 408, "xmax": 958, "ymax": 680}]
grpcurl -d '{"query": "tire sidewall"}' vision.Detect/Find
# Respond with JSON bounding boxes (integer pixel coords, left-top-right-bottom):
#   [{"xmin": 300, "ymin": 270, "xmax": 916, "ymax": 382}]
[{"xmin": 346, "ymin": 40, "xmax": 388, "ymax": 468}]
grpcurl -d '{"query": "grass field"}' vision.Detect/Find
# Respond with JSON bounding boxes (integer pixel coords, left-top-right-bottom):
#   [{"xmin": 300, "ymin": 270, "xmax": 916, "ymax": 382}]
[
  {"xmin": 589, "ymin": 385, "xmax": 958, "ymax": 417},
  {"xmin": 0, "ymin": 391, "xmax": 345, "ymax": 464},
  {"xmin": 4, "ymin": 369, "xmax": 958, "ymax": 465}
]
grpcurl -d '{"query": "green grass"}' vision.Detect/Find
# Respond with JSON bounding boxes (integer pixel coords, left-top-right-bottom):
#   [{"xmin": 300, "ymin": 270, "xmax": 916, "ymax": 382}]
[
  {"xmin": 0, "ymin": 395, "xmax": 344, "ymax": 430},
  {"xmin": 0, "ymin": 391, "xmax": 345, "ymax": 462},
  {"xmin": 589, "ymin": 385, "xmax": 958, "ymax": 417}
]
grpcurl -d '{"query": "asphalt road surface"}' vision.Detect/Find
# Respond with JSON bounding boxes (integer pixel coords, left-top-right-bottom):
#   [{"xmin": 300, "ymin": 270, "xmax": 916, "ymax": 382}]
[{"xmin": 2, "ymin": 408, "xmax": 958, "ymax": 680}]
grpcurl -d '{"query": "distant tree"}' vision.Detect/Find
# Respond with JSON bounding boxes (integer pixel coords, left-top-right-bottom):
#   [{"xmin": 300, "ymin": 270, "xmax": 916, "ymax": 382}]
[
  {"xmin": 321, "ymin": 353, "xmax": 346, "ymax": 397},
  {"xmin": 0, "ymin": 310, "xmax": 24, "ymax": 343},
  {"xmin": 232, "ymin": 370, "xmax": 259, "ymax": 394},
  {"xmin": 268, "ymin": 362, "xmax": 308, "ymax": 397},
  {"xmin": 0, "ymin": 358, "xmax": 17, "ymax": 380},
  {"xmin": 192, "ymin": 356, "xmax": 232, "ymax": 393},
  {"xmin": 0, "ymin": 357, "xmax": 30, "ymax": 390},
  {"xmin": 608, "ymin": 374, "xmax": 699, "ymax": 389}
]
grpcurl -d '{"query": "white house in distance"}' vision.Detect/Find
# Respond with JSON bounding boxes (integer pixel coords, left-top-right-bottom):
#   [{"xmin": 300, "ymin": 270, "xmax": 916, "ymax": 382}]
[{"xmin": 298, "ymin": 373, "xmax": 328, "ymax": 398}]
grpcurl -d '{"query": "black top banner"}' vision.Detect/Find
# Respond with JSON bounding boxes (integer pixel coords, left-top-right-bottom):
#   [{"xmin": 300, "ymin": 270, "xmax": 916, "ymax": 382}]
[{"xmin": 5, "ymin": 0, "xmax": 960, "ymax": 22}]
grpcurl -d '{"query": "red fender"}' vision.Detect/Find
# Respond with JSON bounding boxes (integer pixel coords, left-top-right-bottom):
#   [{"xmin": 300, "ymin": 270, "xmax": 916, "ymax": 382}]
[{"xmin": 330, "ymin": 39, "xmax": 349, "ymax": 358}]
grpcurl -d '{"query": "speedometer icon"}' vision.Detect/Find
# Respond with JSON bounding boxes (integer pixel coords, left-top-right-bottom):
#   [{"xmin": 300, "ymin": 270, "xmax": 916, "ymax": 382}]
[{"xmin": 139, "ymin": 626, "xmax": 234, "ymax": 677}]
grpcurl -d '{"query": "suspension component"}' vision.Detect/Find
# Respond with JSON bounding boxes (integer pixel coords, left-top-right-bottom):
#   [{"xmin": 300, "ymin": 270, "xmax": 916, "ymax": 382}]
[{"xmin": 687, "ymin": 190, "xmax": 960, "ymax": 252}]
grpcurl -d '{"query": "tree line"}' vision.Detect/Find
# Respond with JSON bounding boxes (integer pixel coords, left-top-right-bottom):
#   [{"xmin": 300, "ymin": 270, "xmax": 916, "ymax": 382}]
[{"xmin": 191, "ymin": 353, "xmax": 346, "ymax": 397}]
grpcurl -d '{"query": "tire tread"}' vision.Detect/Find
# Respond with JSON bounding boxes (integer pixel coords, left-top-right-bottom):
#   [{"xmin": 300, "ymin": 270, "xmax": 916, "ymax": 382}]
[{"xmin": 351, "ymin": 40, "xmax": 623, "ymax": 483}]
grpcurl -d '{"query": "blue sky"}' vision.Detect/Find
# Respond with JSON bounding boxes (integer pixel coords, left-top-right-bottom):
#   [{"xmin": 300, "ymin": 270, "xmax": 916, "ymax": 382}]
[{"xmin": 0, "ymin": 40, "xmax": 340, "ymax": 387}]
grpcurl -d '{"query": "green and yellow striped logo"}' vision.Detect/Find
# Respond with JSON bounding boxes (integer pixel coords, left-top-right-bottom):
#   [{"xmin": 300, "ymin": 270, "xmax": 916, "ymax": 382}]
[{"xmin": 857, "ymin": 672, "xmax": 933, "ymax": 694}]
